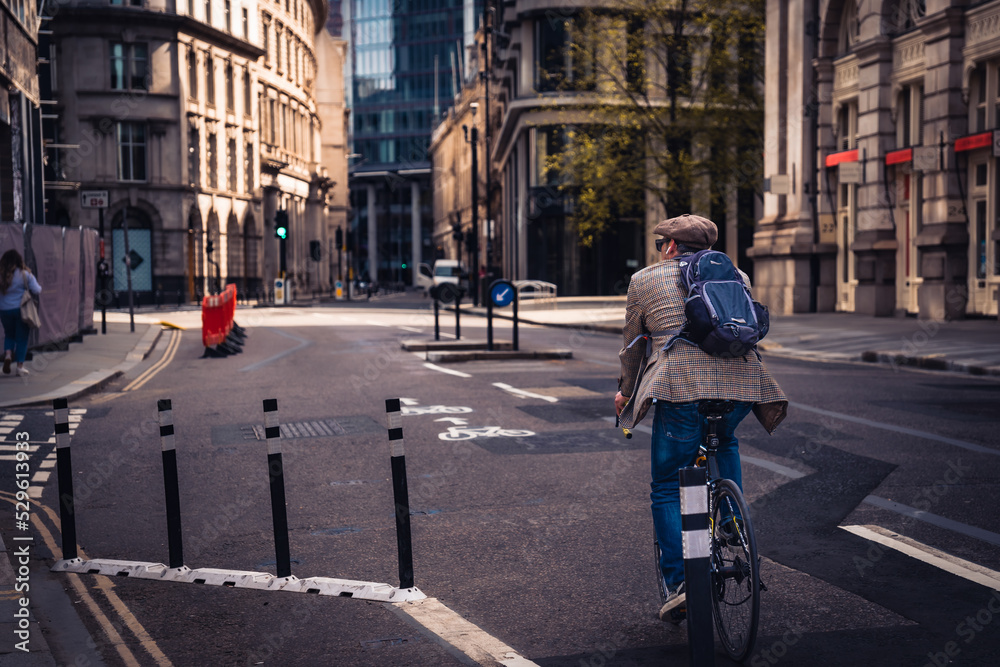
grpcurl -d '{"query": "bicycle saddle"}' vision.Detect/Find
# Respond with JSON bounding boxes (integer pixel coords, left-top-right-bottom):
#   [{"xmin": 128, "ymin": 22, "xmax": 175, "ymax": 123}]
[{"xmin": 698, "ymin": 400, "xmax": 734, "ymax": 416}]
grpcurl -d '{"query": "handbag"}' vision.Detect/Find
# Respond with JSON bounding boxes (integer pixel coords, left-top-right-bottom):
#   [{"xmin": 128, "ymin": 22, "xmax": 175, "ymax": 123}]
[{"xmin": 20, "ymin": 288, "xmax": 40, "ymax": 329}]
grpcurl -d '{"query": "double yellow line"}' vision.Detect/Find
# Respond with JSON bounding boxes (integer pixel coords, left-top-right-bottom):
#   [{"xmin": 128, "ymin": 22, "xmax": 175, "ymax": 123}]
[
  {"xmin": 123, "ymin": 329, "xmax": 182, "ymax": 393},
  {"xmin": 0, "ymin": 492, "xmax": 172, "ymax": 666}
]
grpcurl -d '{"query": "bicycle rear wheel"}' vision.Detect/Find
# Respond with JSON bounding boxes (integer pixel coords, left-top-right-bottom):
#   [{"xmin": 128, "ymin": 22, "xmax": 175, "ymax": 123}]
[{"xmin": 710, "ymin": 479, "xmax": 760, "ymax": 661}]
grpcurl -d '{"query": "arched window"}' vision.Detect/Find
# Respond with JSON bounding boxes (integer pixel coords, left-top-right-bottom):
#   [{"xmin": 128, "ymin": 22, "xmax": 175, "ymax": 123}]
[{"xmin": 839, "ymin": 0, "xmax": 860, "ymax": 55}]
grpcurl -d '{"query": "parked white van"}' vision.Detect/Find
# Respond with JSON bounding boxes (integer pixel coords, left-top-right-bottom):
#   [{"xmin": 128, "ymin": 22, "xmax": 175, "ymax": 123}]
[{"xmin": 432, "ymin": 259, "xmax": 466, "ymax": 286}]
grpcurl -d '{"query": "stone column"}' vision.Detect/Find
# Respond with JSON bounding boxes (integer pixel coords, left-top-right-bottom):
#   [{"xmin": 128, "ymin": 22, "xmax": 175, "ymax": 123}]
[{"xmin": 853, "ymin": 37, "xmax": 897, "ymax": 316}]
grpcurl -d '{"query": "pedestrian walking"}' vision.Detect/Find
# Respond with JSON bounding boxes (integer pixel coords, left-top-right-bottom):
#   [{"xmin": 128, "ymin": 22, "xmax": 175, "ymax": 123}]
[
  {"xmin": 614, "ymin": 214, "xmax": 787, "ymax": 621},
  {"xmin": 0, "ymin": 249, "xmax": 42, "ymax": 377}
]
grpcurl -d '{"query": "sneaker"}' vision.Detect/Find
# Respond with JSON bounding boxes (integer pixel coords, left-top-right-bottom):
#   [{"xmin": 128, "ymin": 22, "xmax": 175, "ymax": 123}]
[
  {"xmin": 718, "ymin": 518, "xmax": 745, "ymax": 547},
  {"xmin": 2, "ymin": 356, "xmax": 9, "ymax": 375},
  {"xmin": 658, "ymin": 582, "xmax": 686, "ymax": 622},
  {"xmin": 14, "ymin": 367, "xmax": 28, "ymax": 377}
]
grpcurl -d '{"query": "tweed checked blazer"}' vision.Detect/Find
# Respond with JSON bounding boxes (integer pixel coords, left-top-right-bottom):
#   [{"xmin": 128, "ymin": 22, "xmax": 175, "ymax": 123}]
[{"xmin": 618, "ymin": 256, "xmax": 787, "ymax": 433}]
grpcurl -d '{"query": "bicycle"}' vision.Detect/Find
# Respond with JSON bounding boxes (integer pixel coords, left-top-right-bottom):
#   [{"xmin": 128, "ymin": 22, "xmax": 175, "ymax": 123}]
[{"xmin": 652, "ymin": 399, "xmax": 762, "ymax": 662}]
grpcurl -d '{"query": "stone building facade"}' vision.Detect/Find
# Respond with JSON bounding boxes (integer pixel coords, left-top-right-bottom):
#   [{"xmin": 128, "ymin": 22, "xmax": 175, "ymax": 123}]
[
  {"xmin": 755, "ymin": 0, "xmax": 1000, "ymax": 319},
  {"xmin": 45, "ymin": 0, "xmax": 346, "ymax": 302}
]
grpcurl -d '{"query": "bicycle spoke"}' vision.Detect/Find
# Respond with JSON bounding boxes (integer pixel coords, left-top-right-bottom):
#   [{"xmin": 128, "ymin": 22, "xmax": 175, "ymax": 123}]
[{"xmin": 710, "ymin": 479, "xmax": 760, "ymax": 662}]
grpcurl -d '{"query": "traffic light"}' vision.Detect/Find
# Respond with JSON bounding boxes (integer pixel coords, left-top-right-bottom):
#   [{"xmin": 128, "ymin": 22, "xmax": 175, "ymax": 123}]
[
  {"xmin": 309, "ymin": 240, "xmax": 322, "ymax": 261},
  {"xmin": 274, "ymin": 210, "xmax": 288, "ymax": 239},
  {"xmin": 335, "ymin": 228, "xmax": 343, "ymax": 249}
]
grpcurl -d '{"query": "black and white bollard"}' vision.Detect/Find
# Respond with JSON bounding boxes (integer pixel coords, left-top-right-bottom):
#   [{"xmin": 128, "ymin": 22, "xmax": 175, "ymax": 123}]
[
  {"xmin": 53, "ymin": 399, "xmax": 77, "ymax": 561},
  {"xmin": 263, "ymin": 399, "xmax": 292, "ymax": 579},
  {"xmin": 433, "ymin": 298, "xmax": 440, "ymax": 341},
  {"xmin": 157, "ymin": 399, "xmax": 184, "ymax": 569},
  {"xmin": 679, "ymin": 466, "xmax": 714, "ymax": 666},
  {"xmin": 385, "ymin": 398, "xmax": 414, "ymax": 589}
]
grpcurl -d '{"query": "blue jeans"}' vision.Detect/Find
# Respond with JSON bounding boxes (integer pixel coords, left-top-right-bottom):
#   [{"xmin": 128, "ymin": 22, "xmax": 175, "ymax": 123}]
[
  {"xmin": 651, "ymin": 400, "xmax": 753, "ymax": 590},
  {"xmin": 0, "ymin": 308, "xmax": 30, "ymax": 364}
]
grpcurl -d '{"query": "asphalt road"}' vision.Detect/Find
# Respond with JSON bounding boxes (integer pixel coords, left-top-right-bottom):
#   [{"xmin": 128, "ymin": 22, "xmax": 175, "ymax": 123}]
[{"xmin": 3, "ymin": 299, "xmax": 999, "ymax": 666}]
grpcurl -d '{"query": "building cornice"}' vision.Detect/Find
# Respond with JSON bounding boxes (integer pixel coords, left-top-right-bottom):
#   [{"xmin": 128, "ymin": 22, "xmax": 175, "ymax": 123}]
[{"xmin": 52, "ymin": 7, "xmax": 265, "ymax": 60}]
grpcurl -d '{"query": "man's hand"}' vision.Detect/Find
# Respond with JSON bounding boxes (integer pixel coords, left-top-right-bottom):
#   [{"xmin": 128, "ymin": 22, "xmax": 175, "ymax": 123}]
[{"xmin": 614, "ymin": 391, "xmax": 629, "ymax": 416}]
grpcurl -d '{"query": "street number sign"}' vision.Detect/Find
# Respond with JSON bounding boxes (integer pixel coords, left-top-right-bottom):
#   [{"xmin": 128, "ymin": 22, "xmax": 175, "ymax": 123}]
[{"xmin": 81, "ymin": 190, "xmax": 110, "ymax": 209}]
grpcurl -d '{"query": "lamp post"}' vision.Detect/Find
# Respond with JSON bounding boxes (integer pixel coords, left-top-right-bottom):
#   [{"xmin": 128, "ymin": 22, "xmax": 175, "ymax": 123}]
[{"xmin": 463, "ymin": 102, "xmax": 480, "ymax": 306}]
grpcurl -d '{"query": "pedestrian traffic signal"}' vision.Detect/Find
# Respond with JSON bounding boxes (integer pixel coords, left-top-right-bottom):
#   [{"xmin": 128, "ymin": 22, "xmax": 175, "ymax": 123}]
[{"xmin": 275, "ymin": 210, "xmax": 288, "ymax": 239}]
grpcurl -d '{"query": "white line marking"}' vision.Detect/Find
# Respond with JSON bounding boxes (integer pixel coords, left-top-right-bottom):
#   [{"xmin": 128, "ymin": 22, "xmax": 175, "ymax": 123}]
[
  {"xmin": 366, "ymin": 320, "xmax": 390, "ymax": 327},
  {"xmin": 493, "ymin": 383, "xmax": 559, "ymax": 403},
  {"xmin": 399, "ymin": 326, "xmax": 423, "ymax": 333},
  {"xmin": 864, "ymin": 496, "xmax": 1000, "ymax": 547},
  {"xmin": 790, "ymin": 402, "xmax": 998, "ymax": 456},
  {"xmin": 841, "ymin": 525, "xmax": 1000, "ymax": 590},
  {"xmin": 739, "ymin": 455, "xmax": 807, "ymax": 480},
  {"xmin": 392, "ymin": 597, "xmax": 539, "ymax": 666},
  {"xmin": 31, "ymin": 471, "xmax": 51, "ymax": 484},
  {"xmin": 423, "ymin": 363, "xmax": 472, "ymax": 378}
]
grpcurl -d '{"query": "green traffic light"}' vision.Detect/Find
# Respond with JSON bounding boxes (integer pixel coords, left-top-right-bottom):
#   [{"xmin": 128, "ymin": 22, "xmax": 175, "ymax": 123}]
[
  {"xmin": 276, "ymin": 226, "xmax": 287, "ymax": 239},
  {"xmin": 401, "ymin": 263, "xmax": 407, "ymax": 269}
]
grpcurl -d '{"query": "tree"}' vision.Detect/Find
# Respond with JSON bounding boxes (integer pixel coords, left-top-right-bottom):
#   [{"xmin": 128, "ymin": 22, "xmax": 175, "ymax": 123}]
[{"xmin": 546, "ymin": 0, "xmax": 765, "ymax": 243}]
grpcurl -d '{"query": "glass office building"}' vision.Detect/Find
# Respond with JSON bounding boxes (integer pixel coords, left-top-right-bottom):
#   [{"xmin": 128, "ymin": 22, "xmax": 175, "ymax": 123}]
[{"xmin": 345, "ymin": 0, "xmax": 480, "ymax": 285}]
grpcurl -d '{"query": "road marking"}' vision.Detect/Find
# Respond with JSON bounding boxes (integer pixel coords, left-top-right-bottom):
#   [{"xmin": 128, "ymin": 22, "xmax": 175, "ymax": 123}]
[
  {"xmin": 493, "ymin": 383, "xmax": 559, "ymax": 402},
  {"xmin": 863, "ymin": 495, "xmax": 1000, "ymax": 547},
  {"xmin": 399, "ymin": 326, "xmax": 423, "ymax": 333},
  {"xmin": 240, "ymin": 328, "xmax": 312, "ymax": 372},
  {"xmin": 841, "ymin": 525, "xmax": 1000, "ymax": 590},
  {"xmin": 392, "ymin": 597, "xmax": 539, "ymax": 666},
  {"xmin": 122, "ymin": 329, "xmax": 182, "ymax": 392},
  {"xmin": 423, "ymin": 363, "xmax": 471, "ymax": 378},
  {"xmin": 789, "ymin": 402, "xmax": 998, "ymax": 456},
  {"xmin": 0, "ymin": 492, "xmax": 170, "ymax": 667}
]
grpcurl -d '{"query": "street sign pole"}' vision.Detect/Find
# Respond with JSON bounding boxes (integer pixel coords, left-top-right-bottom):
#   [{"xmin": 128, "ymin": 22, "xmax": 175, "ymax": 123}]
[
  {"xmin": 82, "ymin": 190, "xmax": 110, "ymax": 334},
  {"xmin": 123, "ymin": 209, "xmax": 135, "ymax": 333},
  {"xmin": 98, "ymin": 208, "xmax": 106, "ymax": 334}
]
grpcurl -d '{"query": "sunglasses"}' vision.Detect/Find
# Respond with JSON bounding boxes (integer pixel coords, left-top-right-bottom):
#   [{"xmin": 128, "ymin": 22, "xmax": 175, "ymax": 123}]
[{"xmin": 655, "ymin": 239, "xmax": 669, "ymax": 252}]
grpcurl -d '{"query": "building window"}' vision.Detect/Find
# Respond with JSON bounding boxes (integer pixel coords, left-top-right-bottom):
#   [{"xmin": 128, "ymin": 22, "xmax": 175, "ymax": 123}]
[
  {"xmin": 243, "ymin": 67, "xmax": 252, "ymax": 117},
  {"xmin": 228, "ymin": 136, "xmax": 238, "ymax": 192},
  {"xmin": 262, "ymin": 15, "xmax": 272, "ymax": 67},
  {"xmin": 204, "ymin": 0, "xmax": 211, "ymax": 25},
  {"xmin": 225, "ymin": 62, "xmax": 234, "ymax": 112},
  {"xmin": 110, "ymin": 42, "xmax": 148, "ymax": 91},
  {"xmin": 276, "ymin": 24, "xmax": 284, "ymax": 74},
  {"xmin": 206, "ymin": 53, "xmax": 216, "ymax": 106},
  {"xmin": 187, "ymin": 47, "xmax": 198, "ymax": 98},
  {"xmin": 897, "ymin": 84, "xmax": 923, "ymax": 148},
  {"xmin": 245, "ymin": 136, "xmax": 254, "ymax": 192},
  {"xmin": 188, "ymin": 126, "xmax": 201, "ymax": 187},
  {"xmin": 188, "ymin": 0, "xmax": 194, "ymax": 16},
  {"xmin": 242, "ymin": 8, "xmax": 249, "ymax": 40},
  {"xmin": 207, "ymin": 130, "xmax": 218, "ymax": 188},
  {"xmin": 117, "ymin": 123, "xmax": 146, "ymax": 181},
  {"xmin": 225, "ymin": 0, "xmax": 231, "ymax": 32},
  {"xmin": 534, "ymin": 17, "xmax": 593, "ymax": 93}
]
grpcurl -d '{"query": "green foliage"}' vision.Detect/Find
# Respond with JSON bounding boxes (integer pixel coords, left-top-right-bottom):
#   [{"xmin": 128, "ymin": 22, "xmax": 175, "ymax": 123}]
[{"xmin": 547, "ymin": 0, "xmax": 765, "ymax": 242}]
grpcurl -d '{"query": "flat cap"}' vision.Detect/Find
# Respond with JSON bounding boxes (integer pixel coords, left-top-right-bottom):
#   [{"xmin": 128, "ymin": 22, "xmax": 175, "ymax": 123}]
[{"xmin": 653, "ymin": 214, "xmax": 718, "ymax": 249}]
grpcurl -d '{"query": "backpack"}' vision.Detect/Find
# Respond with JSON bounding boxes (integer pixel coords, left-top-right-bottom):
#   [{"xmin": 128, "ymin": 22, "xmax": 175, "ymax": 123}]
[{"xmin": 668, "ymin": 250, "xmax": 769, "ymax": 358}]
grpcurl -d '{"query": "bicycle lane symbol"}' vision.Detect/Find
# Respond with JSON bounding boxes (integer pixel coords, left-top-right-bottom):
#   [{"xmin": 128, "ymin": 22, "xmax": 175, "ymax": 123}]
[{"xmin": 396, "ymin": 398, "xmax": 535, "ymax": 441}]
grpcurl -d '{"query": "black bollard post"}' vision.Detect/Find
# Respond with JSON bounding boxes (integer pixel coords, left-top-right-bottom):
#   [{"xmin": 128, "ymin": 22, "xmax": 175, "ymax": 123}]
[
  {"xmin": 679, "ymin": 466, "xmax": 714, "ymax": 666},
  {"xmin": 454, "ymin": 293, "xmax": 461, "ymax": 340},
  {"xmin": 263, "ymin": 399, "xmax": 292, "ymax": 578},
  {"xmin": 52, "ymin": 399, "xmax": 77, "ymax": 561},
  {"xmin": 157, "ymin": 399, "xmax": 184, "ymax": 569},
  {"xmin": 512, "ymin": 289, "xmax": 519, "ymax": 351},
  {"xmin": 487, "ymin": 290, "xmax": 494, "ymax": 351},
  {"xmin": 384, "ymin": 398, "xmax": 414, "ymax": 589},
  {"xmin": 434, "ymin": 298, "xmax": 440, "ymax": 341}
]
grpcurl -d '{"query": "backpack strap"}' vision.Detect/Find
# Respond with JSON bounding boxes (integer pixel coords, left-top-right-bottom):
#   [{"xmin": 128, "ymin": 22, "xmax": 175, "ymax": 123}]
[{"xmin": 626, "ymin": 329, "xmax": 679, "ymax": 358}]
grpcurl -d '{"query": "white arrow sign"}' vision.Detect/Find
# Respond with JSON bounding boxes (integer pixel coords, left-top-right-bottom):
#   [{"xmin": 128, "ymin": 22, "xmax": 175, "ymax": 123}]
[
  {"xmin": 399, "ymin": 398, "xmax": 420, "ymax": 406},
  {"xmin": 434, "ymin": 417, "xmax": 469, "ymax": 425}
]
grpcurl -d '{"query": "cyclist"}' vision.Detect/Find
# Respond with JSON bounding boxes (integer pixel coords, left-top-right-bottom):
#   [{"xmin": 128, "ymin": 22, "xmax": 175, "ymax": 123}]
[{"xmin": 614, "ymin": 214, "xmax": 787, "ymax": 621}]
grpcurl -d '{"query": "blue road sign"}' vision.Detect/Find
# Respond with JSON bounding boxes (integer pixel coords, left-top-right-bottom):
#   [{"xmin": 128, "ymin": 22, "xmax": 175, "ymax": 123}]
[{"xmin": 491, "ymin": 281, "xmax": 514, "ymax": 308}]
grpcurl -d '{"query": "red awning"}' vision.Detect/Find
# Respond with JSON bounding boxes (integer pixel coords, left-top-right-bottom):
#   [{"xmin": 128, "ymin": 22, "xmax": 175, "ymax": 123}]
[
  {"xmin": 825, "ymin": 149, "xmax": 859, "ymax": 167},
  {"xmin": 954, "ymin": 132, "xmax": 992, "ymax": 152},
  {"xmin": 885, "ymin": 148, "xmax": 913, "ymax": 165}
]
